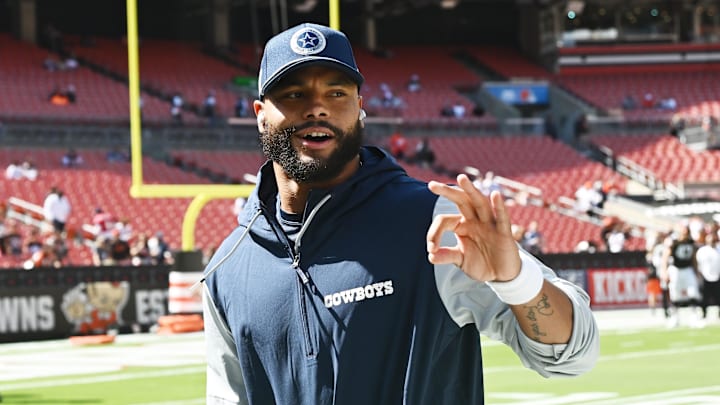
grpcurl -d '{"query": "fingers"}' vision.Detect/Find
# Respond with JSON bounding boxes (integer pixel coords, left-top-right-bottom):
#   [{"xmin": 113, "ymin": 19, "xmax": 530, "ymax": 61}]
[
  {"xmin": 426, "ymin": 213, "xmax": 459, "ymax": 253},
  {"xmin": 429, "ymin": 174, "xmax": 495, "ymax": 223},
  {"xmin": 489, "ymin": 190, "xmax": 513, "ymax": 236},
  {"xmin": 426, "ymin": 214, "xmax": 463, "ymax": 266}
]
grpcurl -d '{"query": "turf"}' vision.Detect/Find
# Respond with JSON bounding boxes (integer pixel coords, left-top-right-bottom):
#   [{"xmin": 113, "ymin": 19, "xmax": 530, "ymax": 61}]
[{"xmin": 1, "ymin": 325, "xmax": 719, "ymax": 404}]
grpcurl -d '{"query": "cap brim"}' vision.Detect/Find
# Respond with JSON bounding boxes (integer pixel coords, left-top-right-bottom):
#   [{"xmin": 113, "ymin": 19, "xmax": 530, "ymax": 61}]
[{"xmin": 260, "ymin": 57, "xmax": 364, "ymax": 97}]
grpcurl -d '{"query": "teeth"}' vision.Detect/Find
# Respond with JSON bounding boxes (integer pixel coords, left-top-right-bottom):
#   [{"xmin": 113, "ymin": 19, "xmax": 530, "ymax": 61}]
[{"xmin": 305, "ymin": 132, "xmax": 329, "ymax": 138}]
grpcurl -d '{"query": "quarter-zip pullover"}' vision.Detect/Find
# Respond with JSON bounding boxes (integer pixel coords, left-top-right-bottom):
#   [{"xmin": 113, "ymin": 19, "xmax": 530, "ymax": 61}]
[{"xmin": 203, "ymin": 146, "xmax": 599, "ymax": 405}]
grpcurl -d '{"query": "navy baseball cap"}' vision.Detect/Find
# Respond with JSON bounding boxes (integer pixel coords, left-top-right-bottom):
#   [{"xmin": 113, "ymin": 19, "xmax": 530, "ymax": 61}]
[{"xmin": 258, "ymin": 23, "xmax": 364, "ymax": 97}]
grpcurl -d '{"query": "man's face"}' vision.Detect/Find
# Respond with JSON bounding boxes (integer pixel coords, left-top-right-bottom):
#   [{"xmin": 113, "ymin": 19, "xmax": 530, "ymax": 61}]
[{"xmin": 255, "ymin": 65, "xmax": 363, "ymax": 184}]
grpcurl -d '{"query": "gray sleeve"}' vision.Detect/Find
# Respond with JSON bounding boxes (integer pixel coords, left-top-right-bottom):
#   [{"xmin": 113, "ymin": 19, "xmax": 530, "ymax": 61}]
[
  {"xmin": 203, "ymin": 284, "xmax": 249, "ymax": 404},
  {"xmin": 432, "ymin": 197, "xmax": 600, "ymax": 378}
]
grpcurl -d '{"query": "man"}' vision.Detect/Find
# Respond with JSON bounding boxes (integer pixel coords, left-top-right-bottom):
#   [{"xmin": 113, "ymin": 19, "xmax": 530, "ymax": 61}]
[
  {"xmin": 43, "ymin": 187, "xmax": 72, "ymax": 233},
  {"xmin": 202, "ymin": 23, "xmax": 599, "ymax": 405},
  {"xmin": 696, "ymin": 231, "xmax": 720, "ymax": 320},
  {"xmin": 661, "ymin": 225, "xmax": 702, "ymax": 327}
]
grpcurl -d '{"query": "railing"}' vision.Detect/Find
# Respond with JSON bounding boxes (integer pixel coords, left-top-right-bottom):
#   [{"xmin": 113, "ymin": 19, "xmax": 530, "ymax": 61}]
[{"xmin": 6, "ymin": 197, "xmax": 52, "ymax": 232}]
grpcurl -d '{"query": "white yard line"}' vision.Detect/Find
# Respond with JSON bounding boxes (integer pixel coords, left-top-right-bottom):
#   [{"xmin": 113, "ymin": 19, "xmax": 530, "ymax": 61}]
[{"xmin": 0, "ymin": 366, "xmax": 204, "ymax": 390}]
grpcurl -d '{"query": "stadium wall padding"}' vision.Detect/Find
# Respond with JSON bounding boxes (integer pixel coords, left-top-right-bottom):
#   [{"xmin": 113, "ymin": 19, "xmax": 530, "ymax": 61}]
[{"xmin": 0, "ymin": 251, "xmax": 647, "ymax": 343}]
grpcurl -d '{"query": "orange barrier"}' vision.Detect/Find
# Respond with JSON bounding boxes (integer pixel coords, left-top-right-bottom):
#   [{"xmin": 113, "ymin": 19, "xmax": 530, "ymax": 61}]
[
  {"xmin": 156, "ymin": 314, "xmax": 204, "ymax": 334},
  {"xmin": 69, "ymin": 334, "xmax": 116, "ymax": 346}
]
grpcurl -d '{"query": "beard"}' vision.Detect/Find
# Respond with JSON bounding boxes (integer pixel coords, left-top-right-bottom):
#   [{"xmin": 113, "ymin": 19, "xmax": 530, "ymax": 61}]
[{"xmin": 259, "ymin": 119, "xmax": 363, "ymax": 184}]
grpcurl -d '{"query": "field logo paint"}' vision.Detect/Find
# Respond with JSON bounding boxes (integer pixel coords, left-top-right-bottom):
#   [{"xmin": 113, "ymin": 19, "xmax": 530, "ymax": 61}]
[{"xmin": 61, "ymin": 281, "xmax": 130, "ymax": 335}]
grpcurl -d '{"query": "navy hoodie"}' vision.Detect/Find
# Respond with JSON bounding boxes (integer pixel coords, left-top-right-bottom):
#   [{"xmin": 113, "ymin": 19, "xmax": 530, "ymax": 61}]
[{"xmin": 203, "ymin": 146, "xmax": 599, "ymax": 405}]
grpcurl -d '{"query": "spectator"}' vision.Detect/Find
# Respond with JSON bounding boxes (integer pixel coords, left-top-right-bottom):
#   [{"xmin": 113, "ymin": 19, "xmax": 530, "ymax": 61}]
[
  {"xmin": 43, "ymin": 55, "xmax": 59, "ymax": 71},
  {"xmin": 203, "ymin": 90, "xmax": 217, "ymax": 123},
  {"xmin": 147, "ymin": 231, "xmax": 170, "ymax": 265},
  {"xmin": 20, "ymin": 160, "xmax": 38, "ymax": 180},
  {"xmin": 2, "ymin": 219, "xmax": 23, "ymax": 257},
  {"xmin": 440, "ymin": 103, "xmax": 454, "ymax": 117},
  {"xmin": 63, "ymin": 54, "xmax": 79, "ymax": 70},
  {"xmin": 641, "ymin": 92, "xmax": 655, "ymax": 108},
  {"xmin": 472, "ymin": 103, "xmax": 486, "ymax": 117},
  {"xmin": 478, "ymin": 171, "xmax": 502, "ymax": 197},
  {"xmin": 106, "ymin": 146, "xmax": 129, "ymax": 163},
  {"xmin": 451, "ymin": 102, "xmax": 466, "ymax": 118},
  {"xmin": 521, "ymin": 221, "xmax": 544, "ymax": 256},
  {"xmin": 5, "ymin": 160, "xmax": 23, "ymax": 180},
  {"xmin": 43, "ymin": 187, "xmax": 72, "ymax": 233},
  {"xmin": 412, "ymin": 137, "xmax": 435, "ymax": 168},
  {"xmin": 92, "ymin": 207, "xmax": 117, "ymax": 240},
  {"xmin": 91, "ymin": 235, "xmax": 112, "ymax": 266},
  {"xmin": 49, "ymin": 86, "xmax": 69, "ymax": 106},
  {"xmin": 669, "ymin": 114, "xmax": 686, "ymax": 137},
  {"xmin": 25, "ymin": 228, "xmax": 44, "ymax": 256},
  {"xmin": 65, "ymin": 84, "xmax": 76, "ymax": 103},
  {"xmin": 574, "ymin": 181, "xmax": 601, "ymax": 217},
  {"xmin": 379, "ymin": 83, "xmax": 394, "ymax": 107},
  {"xmin": 575, "ymin": 240, "xmax": 599, "ymax": 254},
  {"xmin": 130, "ymin": 232, "xmax": 152, "ymax": 266},
  {"xmin": 658, "ymin": 96, "xmax": 677, "ymax": 110},
  {"xmin": 114, "ymin": 217, "xmax": 133, "ymax": 242},
  {"xmin": 606, "ymin": 222, "xmax": 630, "ymax": 253},
  {"xmin": 621, "ymin": 94, "xmax": 637, "ymax": 110},
  {"xmin": 406, "ymin": 74, "xmax": 421, "ymax": 92},
  {"xmin": 108, "ymin": 229, "xmax": 132, "ymax": 265},
  {"xmin": 24, "ymin": 243, "xmax": 60, "ymax": 269},
  {"xmin": 234, "ymin": 97, "xmax": 249, "ymax": 118},
  {"xmin": 62, "ymin": 148, "xmax": 83, "ymax": 167},
  {"xmin": 46, "ymin": 230, "xmax": 68, "ymax": 266},
  {"xmin": 171, "ymin": 93, "xmax": 184, "ymax": 124},
  {"xmin": 388, "ymin": 131, "xmax": 408, "ymax": 160}
]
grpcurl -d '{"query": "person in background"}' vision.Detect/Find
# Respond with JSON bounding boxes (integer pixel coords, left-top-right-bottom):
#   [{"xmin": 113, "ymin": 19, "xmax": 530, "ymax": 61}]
[
  {"xmin": 43, "ymin": 187, "xmax": 72, "ymax": 233},
  {"xmin": 521, "ymin": 221, "xmax": 544, "ymax": 256},
  {"xmin": 406, "ymin": 73, "xmax": 421, "ymax": 92},
  {"xmin": 62, "ymin": 148, "xmax": 83, "ymax": 167},
  {"xmin": 695, "ymin": 231, "xmax": 720, "ymax": 321},
  {"xmin": 203, "ymin": 90, "xmax": 217, "ymax": 125},
  {"xmin": 5, "ymin": 160, "xmax": 23, "ymax": 179},
  {"xmin": 201, "ymin": 23, "xmax": 599, "ymax": 405},
  {"xmin": 646, "ymin": 231, "xmax": 669, "ymax": 317},
  {"xmin": 388, "ymin": 131, "xmax": 408, "ymax": 160},
  {"xmin": 412, "ymin": 137, "xmax": 436, "ymax": 168},
  {"xmin": 65, "ymin": 84, "xmax": 76, "ymax": 103},
  {"xmin": 661, "ymin": 225, "xmax": 702, "ymax": 328}
]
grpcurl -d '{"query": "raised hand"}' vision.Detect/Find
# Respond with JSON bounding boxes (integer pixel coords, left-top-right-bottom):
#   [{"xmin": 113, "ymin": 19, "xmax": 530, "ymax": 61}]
[{"xmin": 426, "ymin": 174, "xmax": 521, "ymax": 283}]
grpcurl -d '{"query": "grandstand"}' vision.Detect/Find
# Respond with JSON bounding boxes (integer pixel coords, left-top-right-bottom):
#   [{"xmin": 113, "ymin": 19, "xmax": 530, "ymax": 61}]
[{"xmin": 1, "ymin": 0, "xmax": 719, "ymax": 269}]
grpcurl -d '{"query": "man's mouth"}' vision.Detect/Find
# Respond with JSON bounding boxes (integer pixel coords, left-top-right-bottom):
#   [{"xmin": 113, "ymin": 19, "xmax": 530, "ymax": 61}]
[{"xmin": 302, "ymin": 131, "xmax": 332, "ymax": 142}]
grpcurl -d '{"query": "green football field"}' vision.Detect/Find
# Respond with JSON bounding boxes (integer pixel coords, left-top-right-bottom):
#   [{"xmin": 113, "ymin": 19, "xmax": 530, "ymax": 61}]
[{"xmin": 1, "ymin": 319, "xmax": 719, "ymax": 404}]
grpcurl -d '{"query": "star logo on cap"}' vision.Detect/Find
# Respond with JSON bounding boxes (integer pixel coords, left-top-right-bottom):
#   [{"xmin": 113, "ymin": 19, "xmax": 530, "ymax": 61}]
[{"xmin": 290, "ymin": 27, "xmax": 327, "ymax": 55}]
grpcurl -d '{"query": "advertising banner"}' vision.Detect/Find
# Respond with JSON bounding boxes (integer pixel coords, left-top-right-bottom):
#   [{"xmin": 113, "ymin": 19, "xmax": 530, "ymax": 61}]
[
  {"xmin": 0, "ymin": 266, "xmax": 170, "ymax": 343},
  {"xmin": 586, "ymin": 267, "xmax": 649, "ymax": 309}
]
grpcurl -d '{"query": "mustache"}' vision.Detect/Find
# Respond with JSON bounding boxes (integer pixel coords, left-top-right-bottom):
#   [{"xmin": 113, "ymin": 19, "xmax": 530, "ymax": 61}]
[{"xmin": 287, "ymin": 121, "xmax": 343, "ymax": 136}]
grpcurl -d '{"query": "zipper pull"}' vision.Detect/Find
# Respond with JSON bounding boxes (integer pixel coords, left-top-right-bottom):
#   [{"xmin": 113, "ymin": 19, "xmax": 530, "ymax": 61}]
[{"xmin": 292, "ymin": 255, "xmax": 310, "ymax": 285}]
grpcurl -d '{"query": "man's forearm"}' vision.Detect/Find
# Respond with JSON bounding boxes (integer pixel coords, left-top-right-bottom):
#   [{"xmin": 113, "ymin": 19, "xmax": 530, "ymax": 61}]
[{"xmin": 511, "ymin": 281, "xmax": 574, "ymax": 344}]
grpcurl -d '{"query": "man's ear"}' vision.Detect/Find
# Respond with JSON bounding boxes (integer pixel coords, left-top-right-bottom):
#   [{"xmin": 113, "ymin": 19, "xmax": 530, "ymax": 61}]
[{"xmin": 254, "ymin": 100, "xmax": 265, "ymax": 132}]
